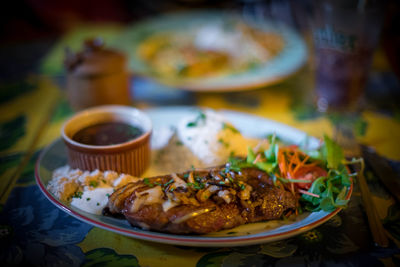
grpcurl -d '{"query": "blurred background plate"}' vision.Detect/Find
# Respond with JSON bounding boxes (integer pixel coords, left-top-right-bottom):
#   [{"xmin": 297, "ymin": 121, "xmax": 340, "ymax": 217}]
[{"xmin": 116, "ymin": 10, "xmax": 307, "ymax": 92}]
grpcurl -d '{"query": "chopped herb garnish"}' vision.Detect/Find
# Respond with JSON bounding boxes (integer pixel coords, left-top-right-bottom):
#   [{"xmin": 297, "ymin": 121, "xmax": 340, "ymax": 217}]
[
  {"xmin": 218, "ymin": 138, "xmax": 229, "ymax": 148},
  {"xmin": 186, "ymin": 111, "xmax": 206, "ymax": 127},
  {"xmin": 222, "ymin": 123, "xmax": 239, "ymax": 133},
  {"xmin": 86, "ymin": 197, "xmax": 91, "ymax": 201},
  {"xmin": 96, "ymin": 202, "xmax": 100, "ymax": 206},
  {"xmin": 72, "ymin": 191, "xmax": 83, "ymax": 199},
  {"xmin": 265, "ymin": 133, "xmax": 281, "ymax": 144},
  {"xmin": 89, "ymin": 180, "xmax": 99, "ymax": 188},
  {"xmin": 187, "ymin": 182, "xmax": 205, "ymax": 190},
  {"xmin": 143, "ymin": 178, "xmax": 154, "ymax": 187},
  {"xmin": 177, "ymin": 63, "xmax": 188, "ymax": 75},
  {"xmin": 175, "ymin": 141, "xmax": 183, "ymax": 146},
  {"xmin": 164, "ymin": 179, "xmax": 174, "ymax": 187},
  {"xmin": 226, "ymin": 155, "xmax": 253, "ymax": 173}
]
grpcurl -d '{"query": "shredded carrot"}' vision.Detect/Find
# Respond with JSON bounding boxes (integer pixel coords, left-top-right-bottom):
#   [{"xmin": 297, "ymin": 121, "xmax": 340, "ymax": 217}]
[
  {"xmin": 277, "ymin": 146, "xmax": 325, "ymax": 196},
  {"xmin": 278, "ymin": 149, "xmax": 287, "ymax": 176},
  {"xmin": 288, "ymin": 151, "xmax": 296, "ymax": 173},
  {"xmin": 292, "ymin": 154, "xmax": 310, "ymax": 175}
]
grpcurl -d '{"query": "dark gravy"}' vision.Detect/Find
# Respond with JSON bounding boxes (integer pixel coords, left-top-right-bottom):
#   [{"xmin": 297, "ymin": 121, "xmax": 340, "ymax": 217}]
[{"xmin": 72, "ymin": 122, "xmax": 143, "ymax": 146}]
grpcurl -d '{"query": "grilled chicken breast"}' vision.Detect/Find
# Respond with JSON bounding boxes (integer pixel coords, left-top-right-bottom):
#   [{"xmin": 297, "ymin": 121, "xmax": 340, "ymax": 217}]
[{"xmin": 104, "ymin": 164, "xmax": 297, "ymax": 234}]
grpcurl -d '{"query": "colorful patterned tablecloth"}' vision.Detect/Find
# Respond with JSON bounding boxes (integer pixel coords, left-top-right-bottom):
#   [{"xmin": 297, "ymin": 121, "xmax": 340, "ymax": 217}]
[{"xmin": 1, "ymin": 23, "xmax": 400, "ymax": 267}]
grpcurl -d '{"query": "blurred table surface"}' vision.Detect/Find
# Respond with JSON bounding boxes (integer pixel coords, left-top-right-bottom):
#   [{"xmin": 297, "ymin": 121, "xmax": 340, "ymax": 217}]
[{"xmin": 1, "ymin": 21, "xmax": 400, "ymax": 267}]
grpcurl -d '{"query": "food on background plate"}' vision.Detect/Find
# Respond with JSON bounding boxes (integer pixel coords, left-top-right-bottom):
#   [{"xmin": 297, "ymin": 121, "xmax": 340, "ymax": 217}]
[{"xmin": 137, "ymin": 21, "xmax": 284, "ymax": 79}]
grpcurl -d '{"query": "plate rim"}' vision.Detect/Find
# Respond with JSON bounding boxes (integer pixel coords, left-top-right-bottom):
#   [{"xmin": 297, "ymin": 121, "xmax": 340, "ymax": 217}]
[{"xmin": 35, "ymin": 107, "xmax": 352, "ymax": 247}]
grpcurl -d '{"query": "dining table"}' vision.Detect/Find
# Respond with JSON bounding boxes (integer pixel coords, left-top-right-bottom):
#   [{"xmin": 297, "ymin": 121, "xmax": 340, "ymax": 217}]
[{"xmin": 1, "ymin": 19, "xmax": 400, "ymax": 267}]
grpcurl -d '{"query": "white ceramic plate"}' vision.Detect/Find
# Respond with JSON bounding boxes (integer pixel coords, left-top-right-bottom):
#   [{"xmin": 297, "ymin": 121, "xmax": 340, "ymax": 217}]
[
  {"xmin": 116, "ymin": 11, "xmax": 307, "ymax": 92},
  {"xmin": 35, "ymin": 107, "xmax": 352, "ymax": 247}
]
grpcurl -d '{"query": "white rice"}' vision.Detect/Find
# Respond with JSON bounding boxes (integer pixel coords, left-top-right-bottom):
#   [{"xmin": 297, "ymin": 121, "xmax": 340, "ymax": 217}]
[
  {"xmin": 175, "ymin": 109, "xmax": 257, "ymax": 166},
  {"xmin": 146, "ymin": 109, "xmax": 257, "ymax": 176}
]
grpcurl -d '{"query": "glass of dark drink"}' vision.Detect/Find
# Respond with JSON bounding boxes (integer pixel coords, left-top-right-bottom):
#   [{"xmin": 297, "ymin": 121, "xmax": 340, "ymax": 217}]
[{"xmin": 310, "ymin": 0, "xmax": 384, "ymax": 112}]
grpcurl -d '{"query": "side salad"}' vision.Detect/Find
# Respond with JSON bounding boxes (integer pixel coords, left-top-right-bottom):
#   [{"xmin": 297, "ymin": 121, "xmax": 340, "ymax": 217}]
[{"xmin": 228, "ymin": 134, "xmax": 358, "ymax": 212}]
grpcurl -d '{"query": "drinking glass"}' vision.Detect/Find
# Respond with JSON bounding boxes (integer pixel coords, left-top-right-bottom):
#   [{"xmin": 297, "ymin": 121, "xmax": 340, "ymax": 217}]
[{"xmin": 309, "ymin": 0, "xmax": 384, "ymax": 112}]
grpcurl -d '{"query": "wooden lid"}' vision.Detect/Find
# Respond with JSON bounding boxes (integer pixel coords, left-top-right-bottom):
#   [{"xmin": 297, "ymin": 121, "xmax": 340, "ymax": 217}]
[{"xmin": 64, "ymin": 38, "xmax": 127, "ymax": 76}]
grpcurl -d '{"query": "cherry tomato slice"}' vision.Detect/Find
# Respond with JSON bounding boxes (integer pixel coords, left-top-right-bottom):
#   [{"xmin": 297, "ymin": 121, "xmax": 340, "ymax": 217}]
[{"xmin": 293, "ymin": 166, "xmax": 328, "ymax": 190}]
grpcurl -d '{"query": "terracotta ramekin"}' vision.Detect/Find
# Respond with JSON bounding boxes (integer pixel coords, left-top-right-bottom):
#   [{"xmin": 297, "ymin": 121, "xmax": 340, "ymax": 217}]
[{"xmin": 61, "ymin": 105, "xmax": 152, "ymax": 176}]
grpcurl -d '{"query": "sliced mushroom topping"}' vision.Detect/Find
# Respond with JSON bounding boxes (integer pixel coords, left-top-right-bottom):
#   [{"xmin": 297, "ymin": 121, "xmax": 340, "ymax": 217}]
[
  {"xmin": 130, "ymin": 186, "xmax": 163, "ymax": 213},
  {"xmin": 162, "ymin": 198, "xmax": 179, "ymax": 212},
  {"xmin": 196, "ymin": 185, "xmax": 219, "ymax": 202},
  {"xmin": 217, "ymin": 190, "xmax": 232, "ymax": 204},
  {"xmin": 175, "ymin": 193, "xmax": 199, "ymax": 206},
  {"xmin": 187, "ymin": 171, "xmax": 195, "ymax": 184},
  {"xmin": 171, "ymin": 173, "xmax": 187, "ymax": 189},
  {"xmin": 210, "ymin": 170, "xmax": 224, "ymax": 181}
]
